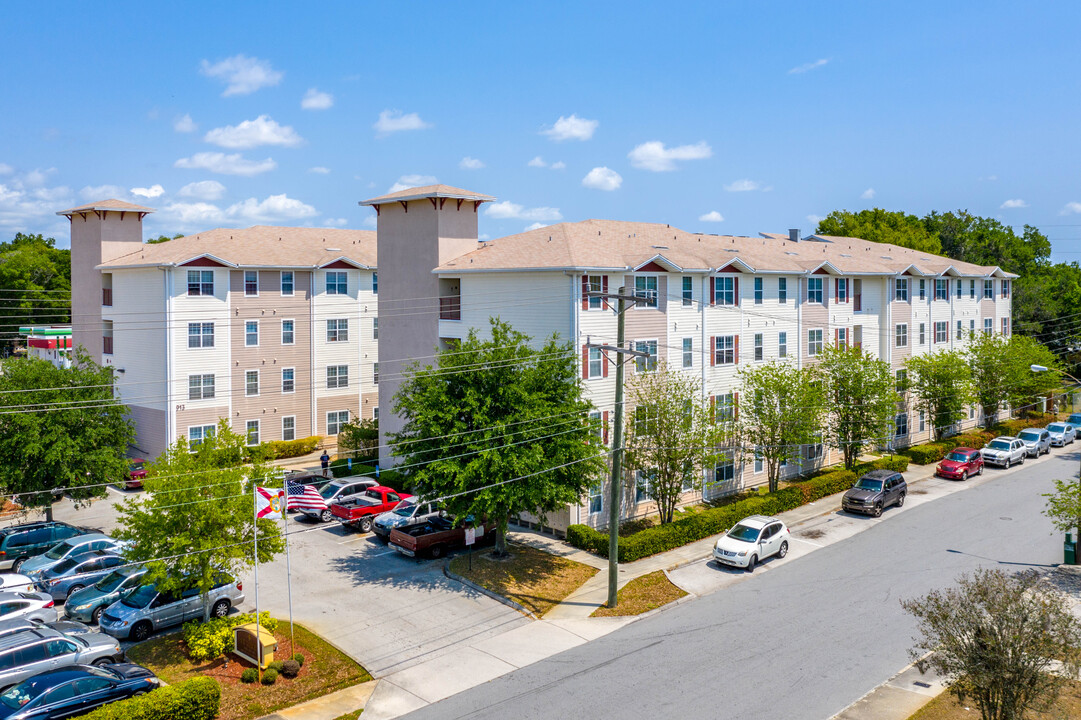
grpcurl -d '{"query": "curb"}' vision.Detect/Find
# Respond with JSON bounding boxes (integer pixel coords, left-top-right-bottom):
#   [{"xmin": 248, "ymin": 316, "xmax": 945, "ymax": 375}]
[
  {"xmin": 442, "ymin": 562, "xmax": 539, "ymax": 620},
  {"xmin": 828, "ymin": 651, "xmax": 938, "ymax": 720}
]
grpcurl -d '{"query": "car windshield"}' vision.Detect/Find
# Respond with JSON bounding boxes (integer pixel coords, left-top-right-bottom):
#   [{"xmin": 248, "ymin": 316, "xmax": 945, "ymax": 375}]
[
  {"xmin": 726, "ymin": 524, "xmax": 761, "ymax": 542},
  {"xmin": 1049, "ymin": 424, "xmax": 1069, "ymax": 433},
  {"xmin": 855, "ymin": 478, "xmax": 883, "ymax": 491},
  {"xmin": 94, "ymin": 571, "xmax": 127, "ymax": 592},
  {"xmin": 0, "ymin": 676, "xmax": 48, "ymax": 709},
  {"xmin": 128, "ymin": 461, "xmax": 145, "ymax": 473},
  {"xmin": 988, "ymin": 440, "xmax": 1011, "ymax": 451},
  {"xmin": 51, "ymin": 557, "xmax": 80, "ymax": 575},
  {"xmin": 1069, "ymin": 415, "xmax": 1081, "ymax": 425},
  {"xmin": 319, "ymin": 484, "xmax": 345, "ymax": 500},
  {"xmin": 945, "ymin": 452, "xmax": 972, "ymax": 463},
  {"xmin": 392, "ymin": 501, "xmax": 417, "ymax": 517},
  {"xmin": 43, "ymin": 541, "xmax": 76, "ymax": 560},
  {"xmin": 122, "ymin": 584, "xmax": 156, "ymax": 609},
  {"xmin": 1018, "ymin": 430, "xmax": 1041, "ymax": 441}
]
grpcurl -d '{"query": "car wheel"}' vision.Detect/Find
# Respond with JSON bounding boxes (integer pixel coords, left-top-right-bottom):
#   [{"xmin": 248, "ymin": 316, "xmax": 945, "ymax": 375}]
[
  {"xmin": 66, "ymin": 585, "xmax": 84, "ymax": 600},
  {"xmin": 1020, "ymin": 454, "xmax": 1025, "ymax": 464},
  {"xmin": 1004, "ymin": 458, "xmax": 1010, "ymax": 469},
  {"xmin": 978, "ymin": 464, "xmax": 984, "ymax": 475},
  {"xmin": 133, "ymin": 689, "xmax": 147, "ymax": 696},
  {"xmin": 91, "ymin": 607, "xmax": 103, "ymax": 624},
  {"xmin": 92, "ymin": 657, "xmax": 112, "ymax": 667},
  {"xmin": 131, "ymin": 621, "xmax": 152, "ymax": 642},
  {"xmin": 777, "ymin": 541, "xmax": 788, "ymax": 559},
  {"xmin": 430, "ymin": 544, "xmax": 445, "ymax": 559},
  {"xmin": 212, "ymin": 600, "xmax": 230, "ymax": 618},
  {"xmin": 11, "ymin": 558, "xmax": 26, "ymax": 573},
  {"xmin": 320, "ymin": 509, "xmax": 333, "ymax": 523},
  {"xmin": 961, "ymin": 471, "xmax": 968, "ymax": 482},
  {"xmin": 358, "ymin": 517, "xmax": 373, "ymax": 534},
  {"xmin": 873, "ymin": 503, "xmax": 883, "ymax": 518},
  {"xmin": 897, "ymin": 493, "xmax": 906, "ymax": 508},
  {"xmin": 746, "ymin": 555, "xmax": 757, "ymax": 573}
]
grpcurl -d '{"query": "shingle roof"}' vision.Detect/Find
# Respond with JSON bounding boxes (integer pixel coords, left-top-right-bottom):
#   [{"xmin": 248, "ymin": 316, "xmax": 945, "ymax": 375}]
[
  {"xmin": 360, "ymin": 184, "xmax": 495, "ymax": 206},
  {"xmin": 98, "ymin": 226, "xmax": 376, "ymax": 270},
  {"xmin": 57, "ymin": 199, "xmax": 155, "ymax": 216},
  {"xmin": 434, "ymin": 219, "xmax": 1016, "ymax": 278}
]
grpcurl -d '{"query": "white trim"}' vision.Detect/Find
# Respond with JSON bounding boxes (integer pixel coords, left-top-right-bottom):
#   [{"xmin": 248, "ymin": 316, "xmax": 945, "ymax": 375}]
[{"xmin": 280, "ymin": 271, "xmax": 295, "ymax": 297}]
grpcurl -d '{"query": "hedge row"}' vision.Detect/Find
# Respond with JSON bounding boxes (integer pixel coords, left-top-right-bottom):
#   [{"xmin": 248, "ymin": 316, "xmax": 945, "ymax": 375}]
[
  {"xmin": 902, "ymin": 414, "xmax": 1060, "ymax": 465},
  {"xmin": 244, "ymin": 436, "xmax": 322, "ymax": 461},
  {"xmin": 79, "ymin": 677, "xmax": 220, "ymax": 720},
  {"xmin": 566, "ymin": 454, "xmax": 911, "ymax": 562}
]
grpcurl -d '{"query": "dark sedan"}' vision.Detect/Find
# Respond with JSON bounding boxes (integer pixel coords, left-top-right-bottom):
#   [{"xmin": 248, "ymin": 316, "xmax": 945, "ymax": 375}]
[
  {"xmin": 841, "ymin": 470, "xmax": 907, "ymax": 517},
  {"xmin": 0, "ymin": 663, "xmax": 157, "ymax": 719},
  {"xmin": 935, "ymin": 447, "xmax": 984, "ymax": 480}
]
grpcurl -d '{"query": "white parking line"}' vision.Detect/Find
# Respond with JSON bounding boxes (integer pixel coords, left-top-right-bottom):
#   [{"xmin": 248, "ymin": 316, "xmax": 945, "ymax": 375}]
[
  {"xmin": 791, "ymin": 536, "xmax": 824, "ymax": 548},
  {"xmin": 370, "ymin": 549, "xmax": 398, "ymax": 557}
]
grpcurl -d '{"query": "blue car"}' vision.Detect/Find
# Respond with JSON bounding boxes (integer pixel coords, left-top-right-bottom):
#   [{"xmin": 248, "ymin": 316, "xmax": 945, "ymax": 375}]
[
  {"xmin": 0, "ymin": 664, "xmax": 158, "ymax": 719},
  {"xmin": 35, "ymin": 553, "xmax": 126, "ymax": 603},
  {"xmin": 20, "ymin": 536, "xmax": 123, "ymax": 581}
]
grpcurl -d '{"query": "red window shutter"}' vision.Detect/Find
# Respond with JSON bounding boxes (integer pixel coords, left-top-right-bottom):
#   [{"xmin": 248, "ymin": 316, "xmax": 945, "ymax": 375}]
[
  {"xmin": 602, "ymin": 275, "xmax": 609, "ymax": 309},
  {"xmin": 581, "ymin": 276, "xmax": 589, "ymax": 310},
  {"xmin": 582, "ymin": 346, "xmax": 589, "ymax": 378},
  {"xmin": 734, "ymin": 277, "xmax": 740, "ymax": 306},
  {"xmin": 734, "ymin": 392, "xmax": 740, "ymax": 421},
  {"xmin": 734, "ymin": 335, "xmax": 740, "ymax": 364},
  {"xmin": 835, "ymin": 328, "xmax": 839, "ymax": 345},
  {"xmin": 835, "ymin": 278, "xmax": 839, "ymax": 302},
  {"xmin": 710, "ymin": 337, "xmax": 716, "ymax": 366},
  {"xmin": 710, "ymin": 278, "xmax": 716, "ymax": 305},
  {"xmin": 602, "ymin": 411, "xmax": 609, "ymax": 445},
  {"xmin": 602, "ymin": 350, "xmax": 609, "ymax": 378}
]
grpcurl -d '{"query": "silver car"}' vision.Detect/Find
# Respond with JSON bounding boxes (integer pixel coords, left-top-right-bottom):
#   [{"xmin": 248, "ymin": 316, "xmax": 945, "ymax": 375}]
[
  {"xmin": 1017, "ymin": 428, "xmax": 1051, "ymax": 457},
  {"xmin": 0, "ymin": 627, "xmax": 122, "ymax": 692},
  {"xmin": 0, "ymin": 593, "xmax": 57, "ymax": 624},
  {"xmin": 35, "ymin": 552, "xmax": 126, "ymax": 602},
  {"xmin": 98, "ymin": 575, "xmax": 244, "ymax": 642},
  {"xmin": 372, "ymin": 500, "xmax": 445, "ymax": 542},
  {"xmin": 1047, "ymin": 422, "xmax": 1077, "ymax": 447},
  {"xmin": 0, "ymin": 618, "xmax": 94, "ymax": 640},
  {"xmin": 302, "ymin": 478, "xmax": 378, "ymax": 522},
  {"xmin": 981, "ymin": 436, "xmax": 1027, "ymax": 468},
  {"xmin": 20, "ymin": 536, "xmax": 124, "ymax": 581}
]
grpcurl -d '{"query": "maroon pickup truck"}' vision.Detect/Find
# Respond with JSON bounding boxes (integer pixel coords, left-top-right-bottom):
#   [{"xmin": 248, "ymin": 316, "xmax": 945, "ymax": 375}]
[
  {"xmin": 330, "ymin": 486, "xmax": 412, "ymax": 532},
  {"xmin": 389, "ymin": 516, "xmax": 497, "ymax": 559}
]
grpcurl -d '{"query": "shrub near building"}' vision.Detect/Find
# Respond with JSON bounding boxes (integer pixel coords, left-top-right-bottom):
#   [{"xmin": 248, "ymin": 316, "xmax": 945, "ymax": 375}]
[{"xmin": 78, "ymin": 677, "xmax": 220, "ymax": 720}]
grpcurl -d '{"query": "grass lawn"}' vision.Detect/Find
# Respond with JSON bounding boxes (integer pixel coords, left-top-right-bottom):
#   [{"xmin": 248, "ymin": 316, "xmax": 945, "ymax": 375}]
[
  {"xmin": 908, "ymin": 679, "xmax": 1081, "ymax": 720},
  {"xmin": 127, "ymin": 621, "xmax": 371, "ymax": 720},
  {"xmin": 591, "ymin": 571, "xmax": 687, "ymax": 617},
  {"xmin": 449, "ymin": 541, "xmax": 598, "ymax": 617}
]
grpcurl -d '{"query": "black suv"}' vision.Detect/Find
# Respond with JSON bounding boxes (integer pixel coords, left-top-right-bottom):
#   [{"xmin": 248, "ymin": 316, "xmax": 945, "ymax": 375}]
[
  {"xmin": 0, "ymin": 522, "xmax": 84, "ymax": 572},
  {"xmin": 841, "ymin": 470, "xmax": 907, "ymax": 518}
]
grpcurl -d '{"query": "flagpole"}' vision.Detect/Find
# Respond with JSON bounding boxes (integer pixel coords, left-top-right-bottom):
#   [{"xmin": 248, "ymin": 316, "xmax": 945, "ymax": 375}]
[
  {"xmin": 253, "ymin": 482, "xmax": 261, "ymax": 682},
  {"xmin": 282, "ymin": 472, "xmax": 296, "ymax": 660}
]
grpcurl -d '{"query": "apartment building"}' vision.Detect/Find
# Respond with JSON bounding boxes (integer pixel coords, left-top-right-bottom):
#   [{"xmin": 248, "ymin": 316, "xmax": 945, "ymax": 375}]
[
  {"xmin": 61, "ymin": 201, "xmax": 378, "ymax": 459},
  {"xmin": 362, "ymin": 185, "xmax": 1016, "ymax": 532}
]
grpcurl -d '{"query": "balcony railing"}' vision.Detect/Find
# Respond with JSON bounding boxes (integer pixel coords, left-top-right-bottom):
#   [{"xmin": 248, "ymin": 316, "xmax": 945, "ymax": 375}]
[
  {"xmin": 103, "ymin": 336, "xmax": 113, "ymax": 355},
  {"xmin": 102, "ymin": 288, "xmax": 112, "ymax": 306},
  {"xmin": 439, "ymin": 296, "xmax": 461, "ymax": 321}
]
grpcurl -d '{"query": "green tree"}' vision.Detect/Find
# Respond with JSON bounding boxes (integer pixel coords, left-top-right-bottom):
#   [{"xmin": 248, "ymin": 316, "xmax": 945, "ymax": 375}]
[
  {"xmin": 337, "ymin": 417, "xmax": 378, "ymax": 462},
  {"xmin": 0, "ymin": 233, "xmax": 71, "ymax": 353},
  {"xmin": 923, "ymin": 211, "xmax": 1050, "ymax": 276},
  {"xmin": 623, "ymin": 364, "xmax": 726, "ymax": 524},
  {"xmin": 146, "ymin": 233, "xmax": 183, "ymax": 245},
  {"xmin": 906, "ymin": 350, "xmax": 973, "ymax": 441},
  {"xmin": 815, "ymin": 209, "xmax": 941, "ymax": 254},
  {"xmin": 903, "ymin": 568, "xmax": 1081, "ymax": 720},
  {"xmin": 114, "ymin": 419, "xmax": 284, "ymax": 622},
  {"xmin": 817, "ymin": 344, "xmax": 897, "ymax": 469},
  {"xmin": 392, "ymin": 318, "xmax": 604, "ymax": 556},
  {"xmin": 0, "ymin": 350, "xmax": 133, "ymax": 519},
  {"xmin": 1044, "ymin": 478, "xmax": 1081, "ymax": 542},
  {"xmin": 965, "ymin": 331, "xmax": 1009, "ymax": 426},
  {"xmin": 1002, "ymin": 335, "xmax": 1062, "ymax": 416},
  {"xmin": 737, "ymin": 361, "xmax": 825, "ymax": 492}
]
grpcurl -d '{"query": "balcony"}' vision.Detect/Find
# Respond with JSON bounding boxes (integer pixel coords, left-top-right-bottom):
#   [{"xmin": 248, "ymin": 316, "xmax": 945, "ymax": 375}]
[
  {"xmin": 102, "ymin": 288, "xmax": 112, "ymax": 307},
  {"xmin": 102, "ymin": 336, "xmax": 113, "ymax": 355},
  {"xmin": 439, "ymin": 296, "xmax": 461, "ymax": 321}
]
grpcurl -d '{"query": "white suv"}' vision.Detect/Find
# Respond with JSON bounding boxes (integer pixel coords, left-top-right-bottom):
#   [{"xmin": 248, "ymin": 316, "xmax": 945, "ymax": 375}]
[
  {"xmin": 981, "ymin": 436, "xmax": 1027, "ymax": 469},
  {"xmin": 712, "ymin": 515, "xmax": 790, "ymax": 572}
]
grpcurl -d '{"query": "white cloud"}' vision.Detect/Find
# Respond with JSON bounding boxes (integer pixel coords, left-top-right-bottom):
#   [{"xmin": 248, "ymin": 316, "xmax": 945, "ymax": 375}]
[
  {"xmin": 524, "ymin": 222, "xmax": 548, "ymax": 231},
  {"xmin": 308, "ymin": 166, "xmax": 331, "ymax": 174},
  {"xmin": 23, "ymin": 168, "xmax": 56, "ymax": 187},
  {"xmin": 174, "ymin": 114, "xmax": 197, "ymax": 133},
  {"xmin": 459, "ymin": 156, "xmax": 485, "ymax": 170},
  {"xmin": 0, "ymin": 182, "xmax": 73, "ymax": 232},
  {"xmin": 789, "ymin": 58, "xmax": 829, "ymax": 74},
  {"xmin": 373, "ymin": 110, "xmax": 431, "ymax": 135},
  {"xmin": 174, "ymin": 152, "xmax": 277, "ymax": 176},
  {"xmin": 362, "ymin": 215, "xmax": 377, "ymax": 229},
  {"xmin": 204, "ymin": 116, "xmax": 303, "ymax": 149},
  {"xmin": 699, "ymin": 211, "xmax": 724, "ymax": 222},
  {"xmin": 200, "ymin": 54, "xmax": 282, "ymax": 96},
  {"xmin": 550, "ymin": 161, "xmax": 566, "ymax": 170},
  {"xmin": 528, "ymin": 156, "xmax": 547, "ymax": 168},
  {"xmin": 1000, "ymin": 198, "xmax": 1028, "ymax": 209},
  {"xmin": 31, "ymin": 186, "xmax": 70, "ymax": 203},
  {"xmin": 1061, "ymin": 202, "xmax": 1081, "ymax": 215},
  {"xmin": 582, "ymin": 167, "xmax": 622, "ymax": 191},
  {"xmin": 130, "ymin": 184, "xmax": 165, "ymax": 199},
  {"xmin": 177, "ymin": 180, "xmax": 226, "ymax": 201},
  {"xmin": 484, "ymin": 201, "xmax": 561, "ymax": 222},
  {"xmin": 387, "ymin": 174, "xmax": 438, "ymax": 193},
  {"xmin": 323, "ymin": 217, "xmax": 348, "ymax": 227},
  {"xmin": 79, "ymin": 185, "xmax": 127, "ymax": 200},
  {"xmin": 724, "ymin": 179, "xmax": 767, "ymax": 192},
  {"xmin": 541, "ymin": 114, "xmax": 598, "ymax": 142},
  {"xmin": 301, "ymin": 88, "xmax": 334, "ymax": 110},
  {"xmin": 981, "ymin": 174, "xmax": 998, "ymax": 181},
  {"xmin": 0, "ymin": 164, "xmax": 12, "ymax": 176},
  {"xmin": 226, "ymin": 194, "xmax": 317, "ymax": 223},
  {"xmin": 628, "ymin": 141, "xmax": 712, "ymax": 172},
  {"xmin": 159, "ymin": 202, "xmax": 224, "ymax": 226},
  {"xmin": 861, "ymin": 188, "xmax": 876, "ymax": 200},
  {"xmin": 807, "ymin": 214, "xmax": 825, "ymax": 225}
]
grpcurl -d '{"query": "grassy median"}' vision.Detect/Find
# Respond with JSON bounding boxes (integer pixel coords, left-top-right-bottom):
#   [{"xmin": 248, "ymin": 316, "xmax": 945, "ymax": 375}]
[
  {"xmin": 908, "ymin": 679, "xmax": 1081, "ymax": 719},
  {"xmin": 591, "ymin": 571, "xmax": 687, "ymax": 617}
]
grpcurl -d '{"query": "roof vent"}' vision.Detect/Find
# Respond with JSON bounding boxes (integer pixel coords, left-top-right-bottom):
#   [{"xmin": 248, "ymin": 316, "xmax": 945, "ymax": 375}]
[
  {"xmin": 725, "ymin": 248, "xmax": 739, "ymax": 253},
  {"xmin": 841, "ymin": 253, "xmax": 852, "ymax": 257},
  {"xmin": 880, "ymin": 255, "xmax": 893, "ymax": 260},
  {"xmin": 327, "ymin": 248, "xmax": 341, "ymax": 251},
  {"xmin": 785, "ymin": 251, "xmax": 799, "ymax": 256},
  {"xmin": 652, "ymin": 245, "xmax": 668, "ymax": 250},
  {"xmin": 789, "ymin": 228, "xmax": 801, "ymax": 243}
]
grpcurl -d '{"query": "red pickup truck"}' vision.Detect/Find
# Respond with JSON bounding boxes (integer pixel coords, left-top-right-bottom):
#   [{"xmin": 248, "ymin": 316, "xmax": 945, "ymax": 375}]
[
  {"xmin": 330, "ymin": 486, "xmax": 412, "ymax": 533},
  {"xmin": 389, "ymin": 516, "xmax": 497, "ymax": 559}
]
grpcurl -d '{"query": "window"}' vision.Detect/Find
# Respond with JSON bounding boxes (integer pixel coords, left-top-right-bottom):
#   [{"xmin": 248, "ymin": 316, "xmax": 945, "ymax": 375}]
[
  {"xmin": 935, "ymin": 278, "xmax": 947, "ymax": 300},
  {"xmin": 634, "ymin": 340, "xmax": 658, "ymax": 372},
  {"xmin": 1002, "ymin": 280, "xmax": 1011, "ymax": 298},
  {"xmin": 754, "ymin": 333, "xmax": 763, "ymax": 361},
  {"xmin": 778, "ymin": 277, "xmax": 787, "ymax": 304},
  {"xmin": 934, "ymin": 321, "xmax": 948, "ymax": 343},
  {"xmin": 837, "ymin": 278, "xmax": 848, "ymax": 303},
  {"xmin": 919, "ymin": 322, "xmax": 926, "ymax": 344},
  {"xmin": 245, "ymin": 370, "xmax": 259, "ymax": 396},
  {"xmin": 805, "ymin": 436, "xmax": 824, "ymax": 461},
  {"xmin": 635, "ymin": 469, "xmax": 652, "ymax": 503},
  {"xmin": 244, "ymin": 271, "xmax": 258, "ymax": 296},
  {"xmin": 373, "ymin": 318, "xmax": 378, "ymax": 339},
  {"xmin": 634, "ymin": 276, "xmax": 658, "ymax": 307},
  {"xmin": 896, "ymin": 369, "xmax": 908, "ymax": 394},
  {"xmin": 325, "ymin": 271, "xmax": 346, "ymax": 295},
  {"xmin": 327, "ymin": 365, "xmax": 349, "ymax": 389},
  {"xmin": 778, "ymin": 331, "xmax": 788, "ymax": 358},
  {"xmin": 754, "ymin": 447, "xmax": 764, "ymax": 474},
  {"xmin": 589, "ymin": 411, "xmax": 603, "ymax": 443},
  {"xmin": 281, "ymin": 320, "xmax": 295, "ymax": 345},
  {"xmin": 282, "ymin": 368, "xmax": 295, "ymax": 393},
  {"xmin": 919, "ymin": 279, "xmax": 927, "ymax": 300},
  {"xmin": 246, "ymin": 420, "xmax": 260, "ymax": 446},
  {"xmin": 713, "ymin": 458, "xmax": 735, "ymax": 485},
  {"xmin": 969, "ymin": 319, "xmax": 975, "ymax": 334},
  {"xmin": 1002, "ymin": 317, "xmax": 1010, "ymax": 335},
  {"xmin": 984, "ymin": 279, "xmax": 994, "ymax": 299},
  {"xmin": 754, "ymin": 277, "xmax": 763, "ymax": 304},
  {"xmin": 245, "ymin": 321, "xmax": 258, "ymax": 347},
  {"xmin": 682, "ymin": 338, "xmax": 693, "ymax": 369},
  {"xmin": 984, "ymin": 318, "xmax": 993, "ymax": 334},
  {"xmin": 895, "ymin": 413, "xmax": 908, "ymax": 438},
  {"xmin": 919, "ymin": 410, "xmax": 926, "ymax": 432},
  {"xmin": 281, "ymin": 271, "xmax": 294, "ymax": 296},
  {"xmin": 956, "ymin": 279, "xmax": 963, "ymax": 297},
  {"xmin": 895, "ymin": 278, "xmax": 909, "ymax": 302},
  {"xmin": 682, "ymin": 276, "xmax": 693, "ymax": 306},
  {"xmin": 373, "ymin": 408, "xmax": 379, "ymax": 420},
  {"xmin": 188, "ymin": 374, "xmax": 215, "ymax": 400},
  {"xmin": 895, "ymin": 324, "xmax": 908, "ymax": 348},
  {"xmin": 277, "ymin": 416, "xmax": 295, "ymax": 442},
  {"xmin": 714, "ymin": 277, "xmax": 735, "ymax": 306},
  {"xmin": 373, "ymin": 362, "xmax": 379, "ymax": 385},
  {"xmin": 714, "ymin": 336, "xmax": 736, "ymax": 365},
  {"xmin": 715, "ymin": 393, "xmax": 736, "ymax": 422},
  {"xmin": 188, "ymin": 424, "xmax": 216, "ymax": 449},
  {"xmin": 837, "ymin": 327, "xmax": 848, "ymax": 349},
  {"xmin": 588, "ymin": 347, "xmax": 603, "ymax": 378},
  {"xmin": 588, "ymin": 480, "xmax": 603, "ymax": 514},
  {"xmin": 956, "ymin": 321, "xmax": 963, "ymax": 340},
  {"xmin": 372, "ymin": 272, "xmax": 378, "ymax": 295},
  {"xmin": 187, "ymin": 270, "xmax": 213, "ymax": 296},
  {"xmin": 807, "ymin": 329, "xmax": 823, "ymax": 356},
  {"xmin": 187, "ymin": 322, "xmax": 214, "ymax": 348},
  {"xmin": 327, "ymin": 411, "xmax": 350, "ymax": 435},
  {"xmin": 326, "ymin": 319, "xmax": 349, "ymax": 342},
  {"xmin": 969, "ymin": 279, "xmax": 975, "ymax": 299},
  {"xmin": 807, "ymin": 277, "xmax": 823, "ymax": 303},
  {"xmin": 586, "ymin": 275, "xmax": 603, "ymax": 310}
]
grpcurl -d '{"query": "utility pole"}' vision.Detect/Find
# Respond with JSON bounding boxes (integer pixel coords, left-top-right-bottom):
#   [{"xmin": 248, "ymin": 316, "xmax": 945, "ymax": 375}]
[{"xmin": 586, "ymin": 286, "xmax": 649, "ymax": 608}]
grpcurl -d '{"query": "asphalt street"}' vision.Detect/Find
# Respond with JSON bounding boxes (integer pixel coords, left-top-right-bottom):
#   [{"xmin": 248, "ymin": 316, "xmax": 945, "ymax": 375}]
[{"xmin": 400, "ymin": 451, "xmax": 1073, "ymax": 720}]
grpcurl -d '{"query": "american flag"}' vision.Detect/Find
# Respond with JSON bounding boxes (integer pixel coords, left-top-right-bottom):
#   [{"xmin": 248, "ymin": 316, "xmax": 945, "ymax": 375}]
[{"xmin": 286, "ymin": 479, "xmax": 327, "ymax": 512}]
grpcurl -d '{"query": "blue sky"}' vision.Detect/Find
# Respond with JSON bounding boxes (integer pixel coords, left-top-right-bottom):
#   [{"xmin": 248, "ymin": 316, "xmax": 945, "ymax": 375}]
[{"xmin": 2, "ymin": 1, "xmax": 1080, "ymax": 260}]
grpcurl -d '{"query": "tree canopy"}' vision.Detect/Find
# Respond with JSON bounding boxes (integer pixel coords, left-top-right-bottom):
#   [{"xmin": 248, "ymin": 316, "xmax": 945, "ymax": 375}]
[
  {"xmin": 816, "ymin": 344, "xmax": 898, "ymax": 469},
  {"xmin": 905, "ymin": 350, "xmax": 973, "ymax": 441},
  {"xmin": 0, "ymin": 233, "xmax": 71, "ymax": 353},
  {"xmin": 816, "ymin": 209, "xmax": 941, "ymax": 254}
]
